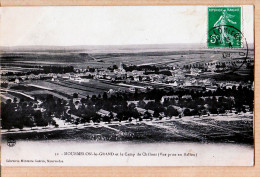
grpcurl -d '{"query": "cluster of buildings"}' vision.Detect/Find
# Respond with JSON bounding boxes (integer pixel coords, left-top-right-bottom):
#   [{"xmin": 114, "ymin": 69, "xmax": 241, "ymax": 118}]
[{"xmin": 2, "ymin": 62, "xmax": 254, "ymax": 94}]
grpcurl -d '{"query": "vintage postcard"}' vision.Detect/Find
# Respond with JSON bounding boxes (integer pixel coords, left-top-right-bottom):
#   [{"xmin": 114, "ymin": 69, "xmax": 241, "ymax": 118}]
[{"xmin": 0, "ymin": 6, "xmax": 254, "ymax": 166}]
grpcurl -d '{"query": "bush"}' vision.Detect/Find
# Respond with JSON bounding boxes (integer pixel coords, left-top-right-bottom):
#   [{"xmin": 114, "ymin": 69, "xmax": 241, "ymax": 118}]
[{"xmin": 183, "ymin": 109, "xmax": 192, "ymax": 116}]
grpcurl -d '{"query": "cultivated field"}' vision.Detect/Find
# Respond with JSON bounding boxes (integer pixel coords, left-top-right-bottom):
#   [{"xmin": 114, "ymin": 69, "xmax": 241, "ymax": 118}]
[{"xmin": 23, "ymin": 79, "xmax": 129, "ymax": 98}]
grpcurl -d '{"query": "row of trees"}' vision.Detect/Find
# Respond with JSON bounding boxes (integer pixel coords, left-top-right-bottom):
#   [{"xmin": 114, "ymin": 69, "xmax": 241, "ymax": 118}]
[
  {"xmin": 1, "ymin": 66, "xmax": 74, "ymax": 76},
  {"xmin": 2, "ymin": 82, "xmax": 253, "ymax": 129},
  {"xmin": 1, "ymin": 99, "xmax": 58, "ymax": 130},
  {"xmin": 66, "ymin": 84, "xmax": 253, "ymax": 124},
  {"xmin": 122, "ymin": 64, "xmax": 160, "ymax": 72}
]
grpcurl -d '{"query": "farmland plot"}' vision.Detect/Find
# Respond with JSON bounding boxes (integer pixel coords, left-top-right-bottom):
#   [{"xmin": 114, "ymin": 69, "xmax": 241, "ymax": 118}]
[
  {"xmin": 28, "ymin": 79, "xmax": 128, "ymax": 98},
  {"xmin": 27, "ymin": 80, "xmax": 92, "ymax": 97},
  {"xmin": 65, "ymin": 80, "xmax": 129, "ymax": 92}
]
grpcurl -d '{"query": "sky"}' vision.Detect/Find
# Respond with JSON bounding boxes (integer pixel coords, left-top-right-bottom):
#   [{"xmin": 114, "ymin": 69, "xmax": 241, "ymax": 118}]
[{"xmin": 0, "ymin": 6, "xmax": 254, "ymax": 47}]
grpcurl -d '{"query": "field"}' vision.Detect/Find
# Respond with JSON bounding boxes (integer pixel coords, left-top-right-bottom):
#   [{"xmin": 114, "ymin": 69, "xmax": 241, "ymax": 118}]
[
  {"xmin": 25, "ymin": 79, "xmax": 129, "ymax": 98},
  {"xmin": 3, "ymin": 78, "xmax": 130, "ymax": 101},
  {"xmin": 0, "ymin": 92, "xmax": 18, "ymax": 102},
  {"xmin": 0, "ymin": 66, "xmax": 43, "ymax": 74},
  {"xmin": 2, "ymin": 115, "xmax": 254, "ymax": 145},
  {"xmin": 1, "ymin": 45, "xmax": 254, "ymax": 69},
  {"xmin": 10, "ymin": 85, "xmax": 42, "ymax": 92},
  {"xmin": 29, "ymin": 90, "xmax": 70, "ymax": 100},
  {"xmin": 0, "ymin": 89, "xmax": 33, "ymax": 102}
]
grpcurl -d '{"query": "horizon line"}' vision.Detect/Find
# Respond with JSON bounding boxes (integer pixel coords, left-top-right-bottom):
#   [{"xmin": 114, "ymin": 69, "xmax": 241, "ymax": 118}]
[{"xmin": 0, "ymin": 43, "xmax": 208, "ymax": 48}]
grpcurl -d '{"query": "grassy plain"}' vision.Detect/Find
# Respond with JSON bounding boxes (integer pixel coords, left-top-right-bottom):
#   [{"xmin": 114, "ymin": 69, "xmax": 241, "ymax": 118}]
[
  {"xmin": 1, "ymin": 47, "xmax": 254, "ymax": 69},
  {"xmin": 2, "ymin": 116, "xmax": 253, "ymax": 145}
]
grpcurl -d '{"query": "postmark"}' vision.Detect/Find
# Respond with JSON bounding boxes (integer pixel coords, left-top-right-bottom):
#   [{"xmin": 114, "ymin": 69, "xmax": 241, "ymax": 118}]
[
  {"xmin": 208, "ymin": 7, "xmax": 249, "ymax": 71},
  {"xmin": 208, "ymin": 25, "xmax": 248, "ymax": 71},
  {"xmin": 208, "ymin": 7, "xmax": 241, "ymax": 48}
]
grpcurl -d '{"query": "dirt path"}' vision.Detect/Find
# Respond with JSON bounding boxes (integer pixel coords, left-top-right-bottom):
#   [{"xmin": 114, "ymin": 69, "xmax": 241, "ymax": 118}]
[
  {"xmin": 182, "ymin": 118, "xmax": 240, "ymax": 134},
  {"xmin": 102, "ymin": 124, "xmax": 121, "ymax": 132},
  {"xmin": 27, "ymin": 84, "xmax": 54, "ymax": 90},
  {"xmin": 145, "ymin": 119, "xmax": 209, "ymax": 141}
]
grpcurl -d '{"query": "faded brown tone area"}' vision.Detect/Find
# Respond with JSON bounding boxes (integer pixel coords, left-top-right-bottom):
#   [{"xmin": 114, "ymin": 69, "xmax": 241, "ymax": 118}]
[
  {"xmin": 0, "ymin": 0, "xmax": 257, "ymax": 6},
  {"xmin": 0, "ymin": 0, "xmax": 259, "ymax": 177}
]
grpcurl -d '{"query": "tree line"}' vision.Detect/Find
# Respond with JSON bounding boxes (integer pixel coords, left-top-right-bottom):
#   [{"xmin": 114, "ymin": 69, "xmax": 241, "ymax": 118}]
[
  {"xmin": 1, "ymin": 66, "xmax": 74, "ymax": 76},
  {"xmin": 1, "ymin": 84, "xmax": 253, "ymax": 129}
]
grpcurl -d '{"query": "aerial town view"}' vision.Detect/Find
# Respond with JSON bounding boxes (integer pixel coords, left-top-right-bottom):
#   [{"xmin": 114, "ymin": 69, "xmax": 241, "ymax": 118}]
[{"xmin": 0, "ymin": 44, "xmax": 254, "ymax": 144}]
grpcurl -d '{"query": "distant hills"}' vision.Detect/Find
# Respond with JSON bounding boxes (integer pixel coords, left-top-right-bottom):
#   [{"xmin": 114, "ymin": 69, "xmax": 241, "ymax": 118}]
[
  {"xmin": 1, "ymin": 43, "xmax": 254, "ymax": 54},
  {"xmin": 0, "ymin": 43, "xmax": 211, "ymax": 53}
]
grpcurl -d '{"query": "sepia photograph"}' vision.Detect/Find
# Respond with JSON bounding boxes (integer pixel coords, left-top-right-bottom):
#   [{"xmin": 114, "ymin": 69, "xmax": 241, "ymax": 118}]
[{"xmin": 0, "ymin": 6, "xmax": 254, "ymax": 166}]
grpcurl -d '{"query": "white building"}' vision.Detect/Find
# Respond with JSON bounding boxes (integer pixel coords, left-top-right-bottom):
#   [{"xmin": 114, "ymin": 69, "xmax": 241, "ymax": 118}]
[{"xmin": 161, "ymin": 95, "xmax": 179, "ymax": 103}]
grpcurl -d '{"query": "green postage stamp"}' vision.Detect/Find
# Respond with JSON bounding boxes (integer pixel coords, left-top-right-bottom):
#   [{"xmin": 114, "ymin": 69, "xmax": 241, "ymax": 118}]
[{"xmin": 208, "ymin": 7, "xmax": 241, "ymax": 48}]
